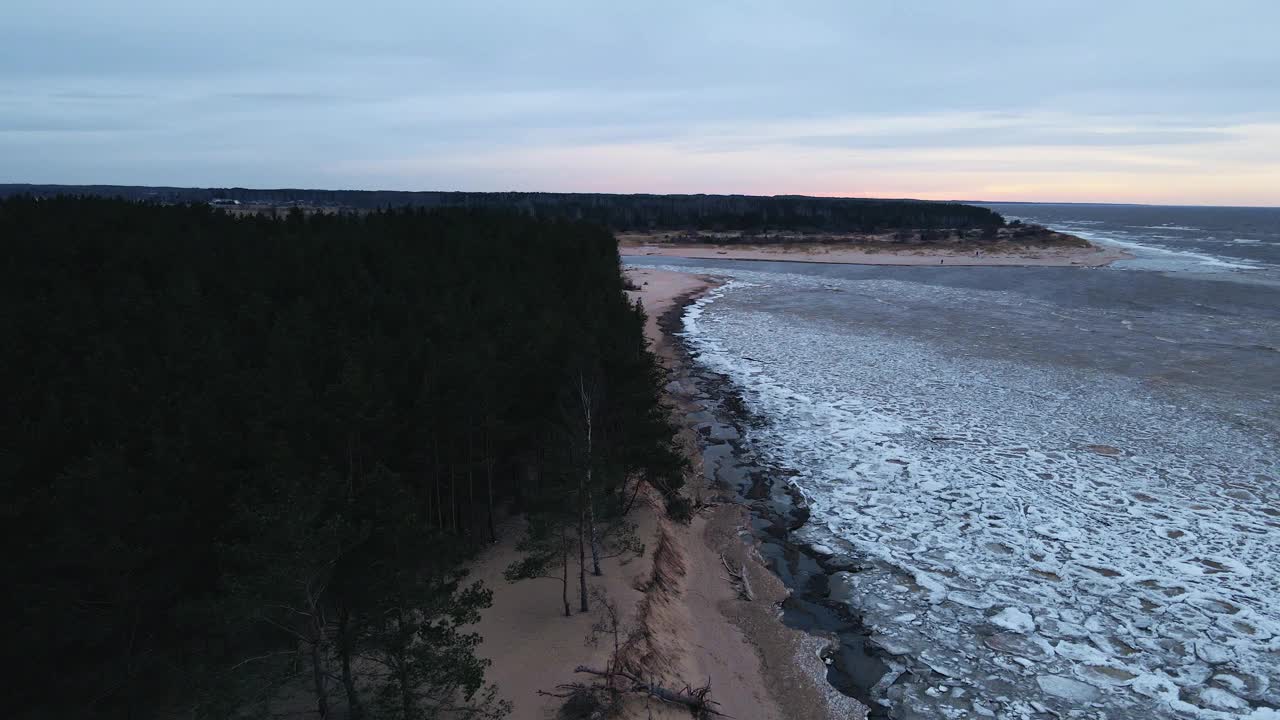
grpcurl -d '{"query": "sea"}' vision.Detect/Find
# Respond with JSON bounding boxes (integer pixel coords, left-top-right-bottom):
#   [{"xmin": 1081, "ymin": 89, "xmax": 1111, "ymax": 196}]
[{"xmin": 624, "ymin": 203, "xmax": 1280, "ymax": 720}]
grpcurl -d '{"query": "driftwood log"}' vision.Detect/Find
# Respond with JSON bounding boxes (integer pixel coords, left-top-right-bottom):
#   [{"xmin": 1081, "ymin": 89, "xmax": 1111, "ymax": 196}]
[
  {"xmin": 720, "ymin": 555, "xmax": 754, "ymax": 601},
  {"xmin": 539, "ymin": 666, "xmax": 730, "ymax": 718}
]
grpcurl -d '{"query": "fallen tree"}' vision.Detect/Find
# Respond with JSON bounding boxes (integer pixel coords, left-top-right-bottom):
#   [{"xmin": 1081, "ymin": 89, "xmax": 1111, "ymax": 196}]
[
  {"xmin": 539, "ymin": 666, "xmax": 728, "ymax": 719},
  {"xmin": 720, "ymin": 555, "xmax": 754, "ymax": 602}
]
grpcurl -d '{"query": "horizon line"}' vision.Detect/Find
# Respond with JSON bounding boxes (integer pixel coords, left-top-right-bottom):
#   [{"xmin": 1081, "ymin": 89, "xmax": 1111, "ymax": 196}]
[{"xmin": 2, "ymin": 182, "xmax": 1277, "ymax": 210}]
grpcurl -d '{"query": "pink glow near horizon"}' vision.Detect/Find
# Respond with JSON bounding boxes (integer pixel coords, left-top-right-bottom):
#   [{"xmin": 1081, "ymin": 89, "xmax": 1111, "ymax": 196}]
[
  {"xmin": 335, "ymin": 116, "xmax": 1280, "ymax": 208},
  {"xmin": 7, "ymin": 3, "xmax": 1279, "ymax": 206}
]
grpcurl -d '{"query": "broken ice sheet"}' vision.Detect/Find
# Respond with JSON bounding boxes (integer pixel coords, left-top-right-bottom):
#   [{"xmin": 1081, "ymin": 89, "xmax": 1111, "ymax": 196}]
[{"xmin": 675, "ymin": 267, "xmax": 1280, "ymax": 719}]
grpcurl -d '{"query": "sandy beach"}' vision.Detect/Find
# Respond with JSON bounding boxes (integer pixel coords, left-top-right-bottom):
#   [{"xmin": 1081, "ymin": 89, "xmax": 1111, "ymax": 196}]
[
  {"xmin": 469, "ymin": 268, "xmax": 861, "ymax": 720},
  {"xmin": 621, "ymin": 242, "xmax": 1129, "ymax": 267}
]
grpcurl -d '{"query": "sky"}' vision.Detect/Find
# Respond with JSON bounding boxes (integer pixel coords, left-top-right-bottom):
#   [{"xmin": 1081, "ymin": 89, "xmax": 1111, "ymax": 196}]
[{"xmin": 4, "ymin": 0, "xmax": 1279, "ymax": 206}]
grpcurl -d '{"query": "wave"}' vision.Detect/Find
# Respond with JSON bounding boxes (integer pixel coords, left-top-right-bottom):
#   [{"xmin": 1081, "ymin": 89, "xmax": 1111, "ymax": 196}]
[
  {"xmin": 1135, "ymin": 224, "xmax": 1204, "ymax": 232},
  {"xmin": 1069, "ymin": 231, "xmax": 1259, "ymax": 270}
]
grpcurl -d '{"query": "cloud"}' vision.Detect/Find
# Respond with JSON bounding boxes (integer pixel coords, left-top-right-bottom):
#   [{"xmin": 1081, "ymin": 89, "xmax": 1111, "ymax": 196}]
[{"xmin": 2, "ymin": 0, "xmax": 1278, "ymax": 204}]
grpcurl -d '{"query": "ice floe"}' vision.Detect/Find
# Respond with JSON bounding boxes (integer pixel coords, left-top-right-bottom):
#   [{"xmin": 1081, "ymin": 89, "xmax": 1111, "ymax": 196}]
[{"xmin": 670, "ymin": 264, "xmax": 1280, "ymax": 719}]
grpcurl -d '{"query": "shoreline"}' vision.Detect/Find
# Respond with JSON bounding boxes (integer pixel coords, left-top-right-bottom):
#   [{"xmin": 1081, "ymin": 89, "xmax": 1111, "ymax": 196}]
[
  {"xmin": 640, "ymin": 262, "xmax": 1280, "ymax": 719},
  {"xmin": 469, "ymin": 268, "xmax": 859, "ymax": 719},
  {"xmin": 645, "ymin": 272, "xmax": 889, "ymax": 717},
  {"xmin": 630, "ymin": 268, "xmax": 871, "ymax": 719},
  {"xmin": 621, "ymin": 242, "xmax": 1130, "ymax": 267}
]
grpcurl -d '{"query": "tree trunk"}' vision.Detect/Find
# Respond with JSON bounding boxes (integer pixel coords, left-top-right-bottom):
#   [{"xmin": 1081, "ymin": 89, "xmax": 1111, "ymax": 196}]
[
  {"xmin": 621, "ymin": 475, "xmax": 643, "ymax": 516},
  {"xmin": 347, "ymin": 433, "xmax": 355, "ymax": 502},
  {"xmin": 576, "ymin": 374, "xmax": 596, "ymax": 603},
  {"xmin": 485, "ymin": 457, "xmax": 496, "ymax": 543},
  {"xmin": 467, "ymin": 422, "xmax": 475, "ymax": 537},
  {"xmin": 396, "ymin": 608, "xmax": 414, "ymax": 719},
  {"xmin": 399, "ymin": 657, "xmax": 414, "ymax": 720},
  {"xmin": 337, "ymin": 608, "xmax": 362, "ymax": 720},
  {"xmin": 560, "ymin": 524, "xmax": 571, "ymax": 617},
  {"xmin": 305, "ymin": 583, "xmax": 331, "ymax": 720},
  {"xmin": 449, "ymin": 460, "xmax": 457, "ymax": 534},
  {"xmin": 433, "ymin": 438, "xmax": 443, "ymax": 530},
  {"xmin": 588, "ymin": 494, "xmax": 601, "ymax": 576},
  {"xmin": 578, "ymin": 501, "xmax": 589, "ymax": 613},
  {"xmin": 310, "ymin": 634, "xmax": 329, "ymax": 719}
]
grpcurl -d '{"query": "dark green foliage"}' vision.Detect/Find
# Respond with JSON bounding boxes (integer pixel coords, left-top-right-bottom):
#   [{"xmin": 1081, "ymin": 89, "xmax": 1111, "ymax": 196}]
[
  {"xmin": 1, "ymin": 196, "xmax": 679, "ymax": 718},
  {"xmin": 0, "ymin": 184, "xmax": 1007, "ymax": 231},
  {"xmin": 664, "ymin": 494, "xmax": 695, "ymax": 524},
  {"xmin": 363, "ymin": 561, "xmax": 506, "ymax": 720},
  {"xmin": 503, "ymin": 513, "xmax": 575, "ymax": 617},
  {"xmin": 504, "ymin": 307, "xmax": 674, "ymax": 616}
]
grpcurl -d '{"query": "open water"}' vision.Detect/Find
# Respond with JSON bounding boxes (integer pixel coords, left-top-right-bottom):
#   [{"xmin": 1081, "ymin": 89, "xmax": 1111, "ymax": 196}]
[{"xmin": 626, "ymin": 203, "xmax": 1280, "ymax": 719}]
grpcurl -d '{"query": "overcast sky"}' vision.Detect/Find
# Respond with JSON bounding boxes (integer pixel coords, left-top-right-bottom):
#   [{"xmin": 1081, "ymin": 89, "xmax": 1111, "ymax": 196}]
[{"xmin": 4, "ymin": 0, "xmax": 1279, "ymax": 205}]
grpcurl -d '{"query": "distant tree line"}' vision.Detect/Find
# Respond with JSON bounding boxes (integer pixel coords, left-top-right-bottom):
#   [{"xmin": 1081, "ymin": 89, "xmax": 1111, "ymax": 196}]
[
  {"xmin": 1, "ymin": 197, "xmax": 684, "ymax": 718},
  {"xmin": 0, "ymin": 185, "xmax": 1006, "ymax": 232}
]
